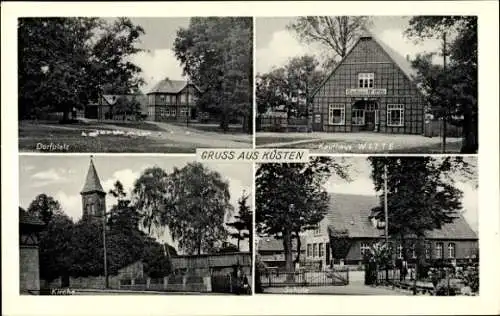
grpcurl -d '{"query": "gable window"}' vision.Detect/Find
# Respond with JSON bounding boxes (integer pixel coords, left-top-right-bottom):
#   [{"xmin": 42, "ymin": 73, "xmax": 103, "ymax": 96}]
[
  {"xmin": 358, "ymin": 73, "xmax": 374, "ymax": 88},
  {"xmin": 435, "ymin": 242, "xmax": 444, "ymax": 259},
  {"xmin": 448, "ymin": 243, "xmax": 456, "ymax": 258},
  {"xmin": 352, "ymin": 109, "xmax": 365, "ymax": 125},
  {"xmin": 328, "ymin": 104, "xmax": 345, "ymax": 125},
  {"xmin": 360, "ymin": 243, "xmax": 370, "ymax": 256},
  {"xmin": 387, "ymin": 104, "xmax": 404, "ymax": 127},
  {"xmin": 307, "ymin": 244, "xmax": 312, "ymax": 257}
]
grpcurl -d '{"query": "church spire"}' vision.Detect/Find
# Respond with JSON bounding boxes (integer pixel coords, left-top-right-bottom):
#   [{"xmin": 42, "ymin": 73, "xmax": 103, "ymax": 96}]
[{"xmin": 81, "ymin": 156, "xmax": 105, "ymax": 195}]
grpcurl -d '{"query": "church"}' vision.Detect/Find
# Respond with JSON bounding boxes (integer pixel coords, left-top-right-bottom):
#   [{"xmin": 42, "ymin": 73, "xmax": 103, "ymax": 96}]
[
  {"xmin": 310, "ymin": 31, "xmax": 426, "ymax": 134},
  {"xmin": 80, "ymin": 158, "xmax": 107, "ymax": 220}
]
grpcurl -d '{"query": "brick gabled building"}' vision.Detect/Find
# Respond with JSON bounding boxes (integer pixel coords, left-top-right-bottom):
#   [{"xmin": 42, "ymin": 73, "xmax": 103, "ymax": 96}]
[
  {"xmin": 147, "ymin": 79, "xmax": 199, "ymax": 122},
  {"xmin": 311, "ymin": 31, "xmax": 427, "ymax": 134},
  {"xmin": 257, "ymin": 194, "xmax": 478, "ymax": 268}
]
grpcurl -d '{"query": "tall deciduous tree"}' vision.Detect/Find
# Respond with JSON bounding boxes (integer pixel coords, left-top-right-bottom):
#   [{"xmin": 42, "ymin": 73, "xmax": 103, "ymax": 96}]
[
  {"xmin": 405, "ymin": 16, "xmax": 477, "ymax": 153},
  {"xmin": 174, "ymin": 17, "xmax": 253, "ymax": 132},
  {"xmin": 368, "ymin": 156, "xmax": 471, "ymax": 285},
  {"xmin": 256, "ymin": 158, "xmax": 350, "ymax": 273},
  {"xmin": 27, "ymin": 193, "xmax": 62, "ymax": 224},
  {"xmin": 18, "ymin": 17, "xmax": 145, "ymax": 121},
  {"xmin": 256, "ymin": 55, "xmax": 325, "ymax": 116},
  {"xmin": 287, "ymin": 16, "xmax": 372, "ymax": 67},
  {"xmin": 133, "ymin": 163, "xmax": 233, "ymax": 255},
  {"xmin": 166, "ymin": 163, "xmax": 233, "ymax": 255}
]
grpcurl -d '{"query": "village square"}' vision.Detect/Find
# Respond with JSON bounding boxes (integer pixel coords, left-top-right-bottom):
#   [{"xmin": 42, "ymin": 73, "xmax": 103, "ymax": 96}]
[{"xmin": 18, "ymin": 17, "xmax": 253, "ymax": 153}]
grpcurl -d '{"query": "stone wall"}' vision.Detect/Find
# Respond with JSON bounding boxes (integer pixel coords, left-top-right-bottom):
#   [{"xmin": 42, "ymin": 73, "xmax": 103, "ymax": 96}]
[{"xmin": 19, "ymin": 246, "xmax": 40, "ymax": 294}]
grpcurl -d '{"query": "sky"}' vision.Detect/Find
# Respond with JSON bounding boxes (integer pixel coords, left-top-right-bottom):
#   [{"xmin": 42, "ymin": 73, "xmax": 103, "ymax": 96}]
[
  {"xmin": 255, "ymin": 16, "xmax": 444, "ymax": 74},
  {"xmin": 19, "ymin": 155, "xmax": 252, "ymax": 252},
  {"xmin": 105, "ymin": 17, "xmax": 191, "ymax": 93},
  {"xmin": 323, "ymin": 157, "xmax": 479, "ymax": 233}
]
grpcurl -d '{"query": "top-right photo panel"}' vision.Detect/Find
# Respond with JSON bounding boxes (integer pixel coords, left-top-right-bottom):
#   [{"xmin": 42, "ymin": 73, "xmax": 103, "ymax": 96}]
[{"xmin": 255, "ymin": 16, "xmax": 477, "ymax": 154}]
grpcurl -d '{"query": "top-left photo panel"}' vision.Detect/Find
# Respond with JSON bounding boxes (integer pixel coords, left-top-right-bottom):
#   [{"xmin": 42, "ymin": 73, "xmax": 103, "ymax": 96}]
[{"xmin": 18, "ymin": 17, "xmax": 254, "ymax": 153}]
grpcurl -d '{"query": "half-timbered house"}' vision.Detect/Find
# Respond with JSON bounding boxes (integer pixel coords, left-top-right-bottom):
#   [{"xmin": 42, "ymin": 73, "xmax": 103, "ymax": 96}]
[{"xmin": 311, "ymin": 31, "xmax": 426, "ymax": 134}]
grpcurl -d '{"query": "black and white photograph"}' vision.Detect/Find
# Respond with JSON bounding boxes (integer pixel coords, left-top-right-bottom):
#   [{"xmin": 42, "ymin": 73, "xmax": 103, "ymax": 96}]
[
  {"xmin": 255, "ymin": 156, "xmax": 478, "ymax": 295},
  {"xmin": 19, "ymin": 155, "xmax": 253, "ymax": 295},
  {"xmin": 18, "ymin": 17, "xmax": 253, "ymax": 153},
  {"xmin": 255, "ymin": 16, "xmax": 478, "ymax": 154}
]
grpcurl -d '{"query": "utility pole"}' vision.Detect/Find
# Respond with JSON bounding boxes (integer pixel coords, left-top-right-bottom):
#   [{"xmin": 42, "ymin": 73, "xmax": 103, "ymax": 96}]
[
  {"xmin": 103, "ymin": 210, "xmax": 108, "ymax": 288},
  {"xmin": 384, "ymin": 164, "xmax": 389, "ymax": 282},
  {"xmin": 442, "ymin": 31, "xmax": 448, "ymax": 154},
  {"xmin": 186, "ymin": 79, "xmax": 190, "ymax": 128}
]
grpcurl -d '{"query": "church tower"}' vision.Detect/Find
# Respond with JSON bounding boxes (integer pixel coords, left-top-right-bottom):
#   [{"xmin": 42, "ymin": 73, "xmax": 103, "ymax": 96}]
[{"xmin": 80, "ymin": 157, "xmax": 106, "ymax": 220}]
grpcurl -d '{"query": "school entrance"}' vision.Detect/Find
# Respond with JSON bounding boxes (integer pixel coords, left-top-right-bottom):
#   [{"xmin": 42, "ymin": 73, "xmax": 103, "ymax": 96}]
[{"xmin": 352, "ymin": 100, "xmax": 380, "ymax": 132}]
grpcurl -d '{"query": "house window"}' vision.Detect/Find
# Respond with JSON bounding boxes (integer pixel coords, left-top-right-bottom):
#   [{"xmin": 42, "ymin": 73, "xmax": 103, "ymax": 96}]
[
  {"xmin": 360, "ymin": 243, "xmax": 370, "ymax": 256},
  {"xmin": 352, "ymin": 109, "xmax": 365, "ymax": 125},
  {"xmin": 165, "ymin": 109, "xmax": 171, "ymax": 117},
  {"xmin": 448, "ymin": 243, "xmax": 456, "ymax": 258},
  {"xmin": 411, "ymin": 244, "xmax": 416, "ymax": 259},
  {"xmin": 326, "ymin": 243, "xmax": 330, "ymax": 258},
  {"xmin": 171, "ymin": 108, "xmax": 176, "ymax": 117},
  {"xmin": 313, "ymin": 244, "xmax": 318, "ymax": 257},
  {"xmin": 314, "ymin": 225, "xmax": 321, "ymax": 235},
  {"xmin": 397, "ymin": 244, "xmax": 403, "ymax": 259},
  {"xmin": 148, "ymin": 95, "xmax": 155, "ymax": 105},
  {"xmin": 160, "ymin": 95, "xmax": 165, "ymax": 103},
  {"xmin": 425, "ymin": 243, "xmax": 431, "ymax": 259},
  {"xmin": 435, "ymin": 242, "xmax": 444, "ymax": 259},
  {"xmin": 328, "ymin": 104, "xmax": 345, "ymax": 125},
  {"xmin": 180, "ymin": 93, "xmax": 187, "ymax": 104},
  {"xmin": 319, "ymin": 243, "xmax": 324, "ymax": 257},
  {"xmin": 307, "ymin": 244, "xmax": 312, "ymax": 257},
  {"xmin": 358, "ymin": 73, "xmax": 374, "ymax": 88},
  {"xmin": 387, "ymin": 104, "xmax": 404, "ymax": 127},
  {"xmin": 180, "ymin": 107, "xmax": 189, "ymax": 116}
]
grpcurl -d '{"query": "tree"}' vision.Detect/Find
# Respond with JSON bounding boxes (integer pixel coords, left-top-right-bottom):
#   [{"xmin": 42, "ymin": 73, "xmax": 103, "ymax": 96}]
[
  {"xmin": 287, "ymin": 16, "xmax": 372, "ymax": 66},
  {"xmin": 256, "ymin": 157, "xmax": 350, "ymax": 273},
  {"xmin": 113, "ymin": 96, "xmax": 141, "ymax": 120},
  {"xmin": 226, "ymin": 191, "xmax": 252, "ymax": 252},
  {"xmin": 174, "ymin": 17, "xmax": 253, "ymax": 133},
  {"xmin": 256, "ymin": 55, "xmax": 325, "ymax": 117},
  {"xmin": 368, "ymin": 156, "xmax": 470, "ymax": 289},
  {"xmin": 37, "ymin": 210, "xmax": 74, "ymax": 282},
  {"xmin": 166, "ymin": 163, "xmax": 233, "ymax": 254},
  {"xmin": 27, "ymin": 193, "xmax": 62, "ymax": 224},
  {"xmin": 405, "ymin": 16, "xmax": 478, "ymax": 153},
  {"xmin": 133, "ymin": 163, "xmax": 233, "ymax": 255},
  {"xmin": 18, "ymin": 17, "xmax": 145, "ymax": 121}
]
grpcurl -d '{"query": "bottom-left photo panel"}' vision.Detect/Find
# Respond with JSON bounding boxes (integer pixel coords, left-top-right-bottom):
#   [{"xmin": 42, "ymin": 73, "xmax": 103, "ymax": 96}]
[{"xmin": 18, "ymin": 155, "xmax": 253, "ymax": 295}]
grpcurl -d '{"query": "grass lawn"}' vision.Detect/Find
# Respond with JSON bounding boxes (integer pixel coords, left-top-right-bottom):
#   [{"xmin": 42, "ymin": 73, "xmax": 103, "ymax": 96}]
[
  {"xmin": 106, "ymin": 121, "xmax": 165, "ymax": 131},
  {"xmin": 171, "ymin": 122, "xmax": 248, "ymax": 135},
  {"xmin": 18, "ymin": 122, "xmax": 194, "ymax": 153}
]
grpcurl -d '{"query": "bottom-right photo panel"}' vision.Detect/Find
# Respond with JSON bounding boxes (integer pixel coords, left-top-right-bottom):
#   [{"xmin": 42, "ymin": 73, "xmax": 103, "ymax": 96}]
[{"xmin": 254, "ymin": 156, "xmax": 478, "ymax": 296}]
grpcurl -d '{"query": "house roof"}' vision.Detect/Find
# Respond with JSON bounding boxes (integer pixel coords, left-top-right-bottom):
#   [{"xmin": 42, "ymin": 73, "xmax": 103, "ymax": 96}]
[
  {"xmin": 148, "ymin": 79, "xmax": 199, "ymax": 94},
  {"xmin": 88, "ymin": 94, "xmax": 149, "ymax": 114},
  {"xmin": 326, "ymin": 193, "xmax": 478, "ymax": 240},
  {"xmin": 81, "ymin": 159, "xmax": 105, "ymax": 195},
  {"xmin": 257, "ymin": 236, "xmax": 307, "ymax": 252},
  {"xmin": 19, "ymin": 207, "xmax": 45, "ymax": 226},
  {"xmin": 312, "ymin": 30, "xmax": 420, "ymax": 98}
]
